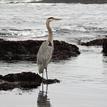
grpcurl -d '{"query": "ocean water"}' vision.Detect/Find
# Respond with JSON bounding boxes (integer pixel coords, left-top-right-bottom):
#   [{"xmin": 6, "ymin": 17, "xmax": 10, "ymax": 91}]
[
  {"xmin": 0, "ymin": 2, "xmax": 107, "ymax": 107},
  {"xmin": 0, "ymin": 3, "xmax": 107, "ymax": 41}
]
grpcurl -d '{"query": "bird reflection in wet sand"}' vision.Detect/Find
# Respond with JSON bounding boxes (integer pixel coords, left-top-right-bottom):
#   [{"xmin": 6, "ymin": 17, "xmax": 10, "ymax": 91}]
[{"xmin": 37, "ymin": 83, "xmax": 51, "ymax": 107}]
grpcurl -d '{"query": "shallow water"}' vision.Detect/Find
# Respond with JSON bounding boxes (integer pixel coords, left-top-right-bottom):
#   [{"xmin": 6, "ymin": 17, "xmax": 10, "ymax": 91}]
[{"xmin": 0, "ymin": 46, "xmax": 107, "ymax": 107}]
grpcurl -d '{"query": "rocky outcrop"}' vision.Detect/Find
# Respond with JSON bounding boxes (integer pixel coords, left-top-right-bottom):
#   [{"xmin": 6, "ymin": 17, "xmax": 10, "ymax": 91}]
[
  {"xmin": 0, "ymin": 72, "xmax": 60, "ymax": 90},
  {"xmin": 102, "ymin": 39, "xmax": 107, "ymax": 55},
  {"xmin": 80, "ymin": 38, "xmax": 107, "ymax": 55},
  {"xmin": 80, "ymin": 38, "xmax": 106, "ymax": 46},
  {"xmin": 0, "ymin": 39, "xmax": 80, "ymax": 62}
]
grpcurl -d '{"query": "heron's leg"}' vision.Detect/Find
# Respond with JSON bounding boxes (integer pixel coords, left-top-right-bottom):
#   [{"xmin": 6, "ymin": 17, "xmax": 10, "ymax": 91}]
[
  {"xmin": 45, "ymin": 68, "xmax": 48, "ymax": 80},
  {"xmin": 42, "ymin": 82, "xmax": 44, "ymax": 92},
  {"xmin": 46, "ymin": 84, "xmax": 48, "ymax": 95},
  {"xmin": 42, "ymin": 72, "xmax": 44, "ymax": 78},
  {"xmin": 42, "ymin": 72, "xmax": 44, "ymax": 83}
]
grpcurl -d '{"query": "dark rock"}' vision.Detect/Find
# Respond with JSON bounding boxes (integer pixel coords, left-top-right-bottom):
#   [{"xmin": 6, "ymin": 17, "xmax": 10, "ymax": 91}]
[
  {"xmin": 0, "ymin": 39, "xmax": 80, "ymax": 61},
  {"xmin": 80, "ymin": 38, "xmax": 107, "ymax": 46},
  {"xmin": 0, "ymin": 72, "xmax": 60, "ymax": 90},
  {"xmin": 102, "ymin": 39, "xmax": 107, "ymax": 55},
  {"xmin": 53, "ymin": 41, "xmax": 80, "ymax": 61},
  {"xmin": 80, "ymin": 38, "xmax": 107, "ymax": 55},
  {"xmin": 43, "ymin": 79, "xmax": 60, "ymax": 84},
  {"xmin": 0, "ymin": 81, "xmax": 17, "ymax": 90},
  {"xmin": 3, "ymin": 72, "xmax": 42, "ymax": 82},
  {"xmin": 0, "ymin": 75, "xmax": 3, "ymax": 79}
]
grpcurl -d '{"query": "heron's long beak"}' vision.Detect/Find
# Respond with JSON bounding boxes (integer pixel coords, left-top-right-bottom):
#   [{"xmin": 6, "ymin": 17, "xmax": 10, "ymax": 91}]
[{"xmin": 54, "ymin": 18, "xmax": 62, "ymax": 20}]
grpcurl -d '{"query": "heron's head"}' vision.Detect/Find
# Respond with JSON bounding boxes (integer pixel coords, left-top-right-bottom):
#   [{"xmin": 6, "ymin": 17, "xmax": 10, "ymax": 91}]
[{"xmin": 47, "ymin": 17, "xmax": 61, "ymax": 23}]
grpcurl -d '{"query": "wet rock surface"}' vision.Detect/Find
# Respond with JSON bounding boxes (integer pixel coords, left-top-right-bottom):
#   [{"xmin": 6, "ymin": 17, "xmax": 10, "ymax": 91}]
[
  {"xmin": 102, "ymin": 39, "xmax": 107, "ymax": 55},
  {"xmin": 80, "ymin": 38, "xmax": 107, "ymax": 55},
  {"xmin": 0, "ymin": 39, "xmax": 80, "ymax": 61},
  {"xmin": 0, "ymin": 72, "xmax": 60, "ymax": 90},
  {"xmin": 80, "ymin": 38, "xmax": 105, "ymax": 46}
]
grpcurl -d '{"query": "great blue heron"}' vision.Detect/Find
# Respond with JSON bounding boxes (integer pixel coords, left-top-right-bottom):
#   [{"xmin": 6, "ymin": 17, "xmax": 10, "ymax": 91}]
[{"xmin": 37, "ymin": 17, "xmax": 61, "ymax": 80}]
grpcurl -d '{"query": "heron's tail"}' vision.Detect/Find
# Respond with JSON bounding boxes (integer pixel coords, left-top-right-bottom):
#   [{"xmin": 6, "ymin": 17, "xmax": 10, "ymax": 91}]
[{"xmin": 38, "ymin": 65, "xmax": 44, "ymax": 74}]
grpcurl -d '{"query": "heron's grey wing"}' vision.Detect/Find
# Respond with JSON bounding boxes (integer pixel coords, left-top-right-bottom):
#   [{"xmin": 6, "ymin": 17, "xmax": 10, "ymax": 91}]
[{"xmin": 37, "ymin": 41, "xmax": 53, "ymax": 67}]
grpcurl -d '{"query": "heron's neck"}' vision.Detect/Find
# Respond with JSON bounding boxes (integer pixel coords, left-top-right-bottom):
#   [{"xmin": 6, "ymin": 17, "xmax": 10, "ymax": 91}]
[{"xmin": 46, "ymin": 21, "xmax": 53, "ymax": 42}]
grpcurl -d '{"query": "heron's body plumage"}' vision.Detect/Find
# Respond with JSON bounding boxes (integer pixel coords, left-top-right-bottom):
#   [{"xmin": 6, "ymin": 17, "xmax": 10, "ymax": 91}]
[{"xmin": 37, "ymin": 41, "xmax": 53, "ymax": 74}]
